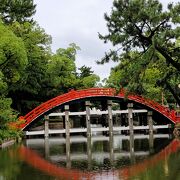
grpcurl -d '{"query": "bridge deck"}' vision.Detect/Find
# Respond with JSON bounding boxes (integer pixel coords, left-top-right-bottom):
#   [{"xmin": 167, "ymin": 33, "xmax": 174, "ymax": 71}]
[
  {"xmin": 49, "ymin": 109, "xmax": 147, "ymax": 116},
  {"xmin": 25, "ymin": 125, "xmax": 170, "ymax": 136}
]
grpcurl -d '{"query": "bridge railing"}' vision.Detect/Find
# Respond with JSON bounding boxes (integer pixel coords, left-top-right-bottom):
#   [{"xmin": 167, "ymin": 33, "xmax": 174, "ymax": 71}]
[{"xmin": 118, "ymin": 90, "xmax": 176, "ymax": 123}]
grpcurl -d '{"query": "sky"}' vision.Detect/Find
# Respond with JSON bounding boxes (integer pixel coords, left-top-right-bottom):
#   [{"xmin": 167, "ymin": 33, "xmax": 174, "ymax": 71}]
[
  {"xmin": 33, "ymin": 0, "xmax": 179, "ymax": 81},
  {"xmin": 33, "ymin": 0, "xmax": 115, "ymax": 81}
]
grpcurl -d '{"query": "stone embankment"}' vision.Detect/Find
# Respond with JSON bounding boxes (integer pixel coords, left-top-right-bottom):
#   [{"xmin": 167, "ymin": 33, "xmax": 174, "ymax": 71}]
[{"xmin": 0, "ymin": 139, "xmax": 15, "ymax": 149}]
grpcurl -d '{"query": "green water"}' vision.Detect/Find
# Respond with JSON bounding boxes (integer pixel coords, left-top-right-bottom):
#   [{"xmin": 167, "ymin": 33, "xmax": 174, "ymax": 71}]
[{"xmin": 0, "ymin": 134, "xmax": 179, "ymax": 180}]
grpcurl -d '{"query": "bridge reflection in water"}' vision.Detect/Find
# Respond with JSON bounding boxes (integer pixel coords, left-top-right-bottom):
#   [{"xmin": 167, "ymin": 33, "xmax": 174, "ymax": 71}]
[{"xmin": 19, "ymin": 133, "xmax": 180, "ymax": 180}]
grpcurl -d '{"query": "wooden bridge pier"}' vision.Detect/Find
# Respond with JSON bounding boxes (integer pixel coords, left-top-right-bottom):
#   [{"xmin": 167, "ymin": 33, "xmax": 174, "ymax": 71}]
[
  {"xmin": 65, "ymin": 105, "xmax": 70, "ymax": 137},
  {"xmin": 148, "ymin": 111, "xmax": 154, "ymax": 152},
  {"xmin": 128, "ymin": 103, "xmax": 134, "ymax": 136},
  {"xmin": 26, "ymin": 100, "xmax": 172, "ymax": 138},
  {"xmin": 108, "ymin": 100, "xmax": 113, "ymax": 136},
  {"xmin": 86, "ymin": 101, "xmax": 91, "ymax": 137},
  {"xmin": 44, "ymin": 115, "xmax": 49, "ymax": 138}
]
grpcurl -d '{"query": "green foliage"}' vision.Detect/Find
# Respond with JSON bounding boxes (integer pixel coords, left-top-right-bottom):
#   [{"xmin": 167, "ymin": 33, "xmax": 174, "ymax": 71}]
[
  {"xmin": 77, "ymin": 65, "xmax": 100, "ymax": 89},
  {"xmin": 45, "ymin": 45, "xmax": 77, "ymax": 96},
  {"xmin": 0, "ymin": 97, "xmax": 17, "ymax": 130},
  {"xmin": 105, "ymin": 50, "xmax": 176, "ymax": 103},
  {"xmin": 0, "ymin": 11, "xmax": 28, "ymax": 140},
  {"xmin": 4, "ymin": 28, "xmax": 99, "ymax": 114},
  {"xmin": 0, "ymin": 0, "xmax": 36, "ymax": 24},
  {"xmin": 100, "ymin": 0, "xmax": 180, "ymax": 105},
  {"xmin": 140, "ymin": 66, "xmax": 165, "ymax": 102},
  {"xmin": 78, "ymin": 65, "xmax": 94, "ymax": 78},
  {"xmin": 7, "ymin": 22, "xmax": 52, "ymax": 113},
  {"xmin": 80, "ymin": 74, "xmax": 100, "ymax": 89},
  {"xmin": 0, "ymin": 129, "xmax": 22, "ymax": 144},
  {"xmin": 0, "ymin": 71, "xmax": 8, "ymax": 95},
  {"xmin": 56, "ymin": 43, "xmax": 80, "ymax": 62},
  {"xmin": 45, "ymin": 45, "xmax": 100, "ymax": 97},
  {"xmin": 0, "ymin": 22, "xmax": 27, "ymax": 85}
]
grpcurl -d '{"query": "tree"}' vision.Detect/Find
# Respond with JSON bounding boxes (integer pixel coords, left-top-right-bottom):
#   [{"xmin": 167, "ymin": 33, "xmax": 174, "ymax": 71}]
[
  {"xmin": 78, "ymin": 66, "xmax": 100, "ymax": 89},
  {"xmin": 7, "ymin": 22, "xmax": 52, "ymax": 114},
  {"xmin": 106, "ymin": 57, "xmax": 171, "ymax": 103},
  {"xmin": 56, "ymin": 43, "xmax": 80, "ymax": 62},
  {"xmin": 77, "ymin": 65, "xmax": 100, "ymax": 89},
  {"xmin": 99, "ymin": 0, "xmax": 180, "ymax": 104},
  {"xmin": 0, "ymin": 21, "xmax": 27, "ymax": 88},
  {"xmin": 45, "ymin": 45, "xmax": 78, "ymax": 97},
  {"xmin": 78, "ymin": 65, "xmax": 94, "ymax": 78},
  {"xmin": 44, "ymin": 44, "xmax": 100, "ymax": 98},
  {"xmin": 0, "ymin": 0, "xmax": 36, "ymax": 24},
  {"xmin": 0, "ymin": 98, "xmax": 17, "ymax": 129}
]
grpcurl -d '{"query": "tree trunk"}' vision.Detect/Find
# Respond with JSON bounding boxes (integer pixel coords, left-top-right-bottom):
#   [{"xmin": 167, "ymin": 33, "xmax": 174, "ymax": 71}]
[
  {"xmin": 166, "ymin": 81, "xmax": 180, "ymax": 106},
  {"xmin": 155, "ymin": 45, "xmax": 180, "ymax": 72}
]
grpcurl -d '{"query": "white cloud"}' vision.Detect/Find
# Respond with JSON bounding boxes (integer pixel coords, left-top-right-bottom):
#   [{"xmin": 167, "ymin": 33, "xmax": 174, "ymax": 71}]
[{"xmin": 34, "ymin": 0, "xmax": 115, "ymax": 80}]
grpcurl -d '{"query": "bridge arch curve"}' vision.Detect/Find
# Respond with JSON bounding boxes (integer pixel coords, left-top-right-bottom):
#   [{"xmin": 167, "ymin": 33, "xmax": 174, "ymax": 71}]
[{"xmin": 18, "ymin": 88, "xmax": 177, "ymax": 130}]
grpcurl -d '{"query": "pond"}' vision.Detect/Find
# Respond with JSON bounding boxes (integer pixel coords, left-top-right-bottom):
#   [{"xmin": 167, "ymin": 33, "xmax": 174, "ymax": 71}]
[{"xmin": 0, "ymin": 134, "xmax": 180, "ymax": 180}]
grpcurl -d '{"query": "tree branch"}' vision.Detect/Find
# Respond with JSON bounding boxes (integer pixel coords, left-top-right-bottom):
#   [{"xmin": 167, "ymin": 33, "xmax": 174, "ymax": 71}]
[
  {"xmin": 133, "ymin": 23, "xmax": 152, "ymax": 45},
  {"xmin": 149, "ymin": 19, "xmax": 167, "ymax": 39},
  {"xmin": 145, "ymin": 21, "xmax": 152, "ymax": 33},
  {"xmin": 155, "ymin": 45, "xmax": 180, "ymax": 72},
  {"xmin": 165, "ymin": 81, "xmax": 180, "ymax": 106},
  {"xmin": 140, "ymin": 20, "xmax": 146, "ymax": 31}
]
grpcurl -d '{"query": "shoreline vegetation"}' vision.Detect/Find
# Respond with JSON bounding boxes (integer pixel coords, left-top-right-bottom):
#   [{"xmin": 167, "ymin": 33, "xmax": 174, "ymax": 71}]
[{"xmin": 0, "ymin": 129, "xmax": 23, "ymax": 148}]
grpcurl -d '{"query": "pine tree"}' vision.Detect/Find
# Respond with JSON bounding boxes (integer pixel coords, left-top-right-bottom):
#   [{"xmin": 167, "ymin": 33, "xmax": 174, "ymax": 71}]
[{"xmin": 0, "ymin": 0, "xmax": 36, "ymax": 24}]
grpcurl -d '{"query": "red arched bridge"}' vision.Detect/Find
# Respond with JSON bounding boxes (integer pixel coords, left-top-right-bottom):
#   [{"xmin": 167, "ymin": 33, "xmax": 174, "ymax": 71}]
[{"xmin": 15, "ymin": 88, "xmax": 180, "ymax": 130}]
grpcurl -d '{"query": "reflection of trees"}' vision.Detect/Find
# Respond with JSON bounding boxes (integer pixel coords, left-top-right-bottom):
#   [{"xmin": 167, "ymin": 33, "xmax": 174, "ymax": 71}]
[
  {"xmin": 0, "ymin": 146, "xmax": 21, "ymax": 179},
  {"xmin": 124, "ymin": 139, "xmax": 180, "ymax": 180},
  {"xmin": 0, "ymin": 146, "xmax": 55, "ymax": 180},
  {"xmin": 168, "ymin": 151, "xmax": 180, "ymax": 180},
  {"xmin": 131, "ymin": 150, "xmax": 180, "ymax": 180},
  {"xmin": 71, "ymin": 142, "xmax": 86, "ymax": 153}
]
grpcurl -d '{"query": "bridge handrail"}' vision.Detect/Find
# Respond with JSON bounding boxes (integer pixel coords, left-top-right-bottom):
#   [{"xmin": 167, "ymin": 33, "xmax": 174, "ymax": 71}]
[{"xmin": 118, "ymin": 90, "xmax": 176, "ymax": 123}]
